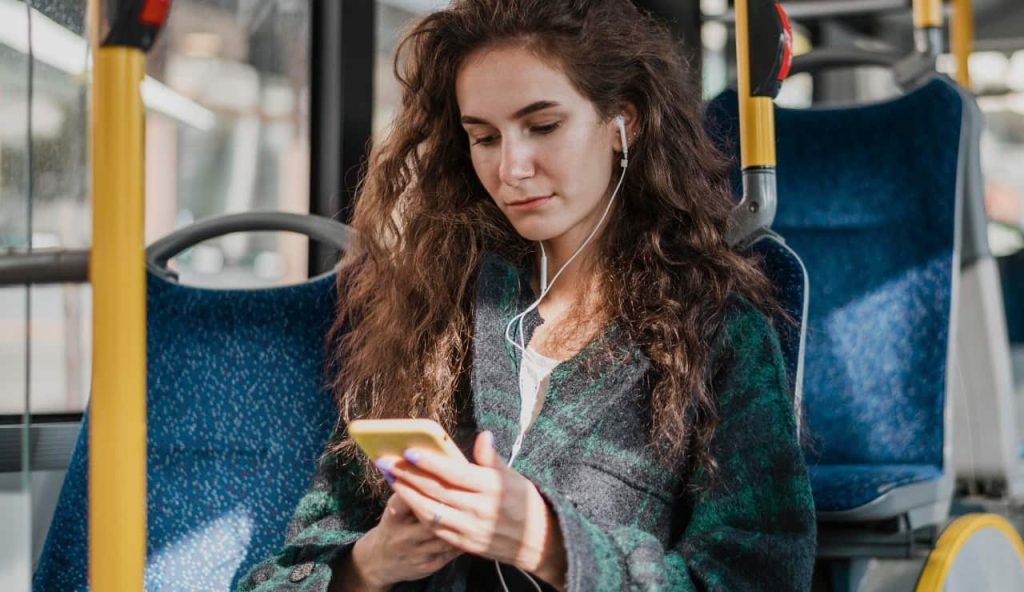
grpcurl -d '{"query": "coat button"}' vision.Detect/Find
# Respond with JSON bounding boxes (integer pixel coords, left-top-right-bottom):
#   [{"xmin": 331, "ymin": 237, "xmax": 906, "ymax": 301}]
[{"xmin": 289, "ymin": 561, "xmax": 315, "ymax": 582}]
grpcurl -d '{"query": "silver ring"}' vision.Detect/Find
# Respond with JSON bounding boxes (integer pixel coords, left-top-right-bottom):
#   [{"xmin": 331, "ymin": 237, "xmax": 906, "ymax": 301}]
[{"xmin": 430, "ymin": 512, "xmax": 442, "ymax": 528}]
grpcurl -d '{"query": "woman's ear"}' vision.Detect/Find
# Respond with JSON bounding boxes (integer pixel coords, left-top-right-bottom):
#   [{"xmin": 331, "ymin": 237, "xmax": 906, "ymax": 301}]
[{"xmin": 612, "ymin": 103, "xmax": 640, "ymax": 152}]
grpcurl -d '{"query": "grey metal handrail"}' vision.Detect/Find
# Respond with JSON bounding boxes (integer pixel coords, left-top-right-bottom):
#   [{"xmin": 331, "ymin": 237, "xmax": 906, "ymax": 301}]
[
  {"xmin": 145, "ymin": 211, "xmax": 354, "ymax": 281},
  {"xmin": 789, "ymin": 48, "xmax": 936, "ymax": 90},
  {"xmin": 0, "ymin": 213, "xmax": 355, "ymax": 286},
  {"xmin": 789, "ymin": 48, "xmax": 900, "ymax": 75},
  {"xmin": 0, "ymin": 249, "xmax": 89, "ymax": 286}
]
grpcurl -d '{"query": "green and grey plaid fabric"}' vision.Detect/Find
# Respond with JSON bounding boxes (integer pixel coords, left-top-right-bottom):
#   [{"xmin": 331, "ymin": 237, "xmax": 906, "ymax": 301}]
[{"xmin": 237, "ymin": 253, "xmax": 816, "ymax": 591}]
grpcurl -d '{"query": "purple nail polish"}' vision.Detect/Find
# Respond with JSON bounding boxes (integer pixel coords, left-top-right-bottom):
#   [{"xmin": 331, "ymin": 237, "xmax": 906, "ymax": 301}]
[
  {"xmin": 403, "ymin": 449, "xmax": 421, "ymax": 464},
  {"xmin": 384, "ymin": 473, "xmax": 395, "ymax": 486},
  {"xmin": 375, "ymin": 458, "xmax": 393, "ymax": 472}
]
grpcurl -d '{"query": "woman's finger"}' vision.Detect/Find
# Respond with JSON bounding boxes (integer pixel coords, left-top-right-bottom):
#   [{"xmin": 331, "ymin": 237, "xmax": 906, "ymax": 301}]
[
  {"xmin": 399, "ymin": 447, "xmax": 494, "ymax": 493},
  {"xmin": 384, "ymin": 491, "xmax": 417, "ymax": 521},
  {"xmin": 386, "ymin": 490, "xmax": 406, "ymax": 510},
  {"xmin": 389, "ymin": 460, "xmax": 484, "ymax": 511},
  {"xmin": 472, "ymin": 431, "xmax": 504, "ymax": 468},
  {"xmin": 391, "ymin": 479, "xmax": 470, "ymax": 537}
]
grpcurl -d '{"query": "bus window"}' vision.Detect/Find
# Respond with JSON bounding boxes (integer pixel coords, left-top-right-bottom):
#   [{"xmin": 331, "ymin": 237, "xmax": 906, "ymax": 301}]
[
  {"xmin": 0, "ymin": 2, "xmax": 90, "ymax": 587},
  {"xmin": 374, "ymin": 1, "xmax": 448, "ymax": 136},
  {"xmin": 147, "ymin": 0, "xmax": 311, "ymax": 289},
  {"xmin": 971, "ymin": 51, "xmax": 1024, "ymax": 256},
  {"xmin": 0, "ymin": 0, "xmax": 90, "ymax": 418},
  {"xmin": 971, "ymin": 50, "xmax": 1024, "ymax": 349},
  {"xmin": 2, "ymin": 0, "xmax": 314, "ymax": 412}
]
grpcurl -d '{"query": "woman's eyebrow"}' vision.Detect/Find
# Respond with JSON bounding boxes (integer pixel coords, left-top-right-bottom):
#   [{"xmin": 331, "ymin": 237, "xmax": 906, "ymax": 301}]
[{"xmin": 460, "ymin": 100, "xmax": 561, "ymax": 125}]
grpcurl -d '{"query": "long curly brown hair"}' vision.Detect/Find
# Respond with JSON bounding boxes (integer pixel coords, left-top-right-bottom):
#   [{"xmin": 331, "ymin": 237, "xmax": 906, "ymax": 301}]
[{"xmin": 326, "ymin": 0, "xmax": 776, "ymax": 499}]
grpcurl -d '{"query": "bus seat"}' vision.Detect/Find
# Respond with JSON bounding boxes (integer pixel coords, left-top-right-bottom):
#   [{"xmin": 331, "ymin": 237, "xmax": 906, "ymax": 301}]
[
  {"xmin": 705, "ymin": 76, "xmax": 964, "ymax": 528},
  {"xmin": 33, "ymin": 235, "xmax": 343, "ymax": 589},
  {"xmin": 746, "ymin": 232, "xmax": 809, "ymax": 410}
]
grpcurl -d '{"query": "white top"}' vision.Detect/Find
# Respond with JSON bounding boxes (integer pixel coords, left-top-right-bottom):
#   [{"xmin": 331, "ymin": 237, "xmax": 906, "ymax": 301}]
[
  {"xmin": 519, "ymin": 346, "xmax": 560, "ymax": 431},
  {"xmin": 509, "ymin": 346, "xmax": 560, "ymax": 463}
]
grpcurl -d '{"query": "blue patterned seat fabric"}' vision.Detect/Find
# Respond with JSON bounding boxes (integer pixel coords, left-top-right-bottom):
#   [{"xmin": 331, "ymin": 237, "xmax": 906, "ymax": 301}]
[
  {"xmin": 705, "ymin": 78, "xmax": 963, "ymax": 513},
  {"xmin": 808, "ymin": 464, "xmax": 943, "ymax": 512},
  {"xmin": 33, "ymin": 271, "xmax": 340, "ymax": 590},
  {"xmin": 746, "ymin": 235, "xmax": 806, "ymax": 402}
]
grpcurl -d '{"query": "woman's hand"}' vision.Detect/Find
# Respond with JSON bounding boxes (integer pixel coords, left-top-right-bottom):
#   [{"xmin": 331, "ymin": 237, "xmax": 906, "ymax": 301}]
[
  {"xmin": 341, "ymin": 491, "xmax": 463, "ymax": 590},
  {"xmin": 381, "ymin": 432, "xmax": 567, "ymax": 589}
]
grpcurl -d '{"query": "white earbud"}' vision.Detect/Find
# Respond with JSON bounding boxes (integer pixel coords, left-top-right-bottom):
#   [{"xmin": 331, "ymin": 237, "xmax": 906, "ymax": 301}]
[{"xmin": 616, "ymin": 114, "xmax": 629, "ymax": 167}]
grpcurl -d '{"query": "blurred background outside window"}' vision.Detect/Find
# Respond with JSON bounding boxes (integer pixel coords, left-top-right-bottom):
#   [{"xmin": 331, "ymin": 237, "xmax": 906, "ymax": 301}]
[
  {"xmin": 0, "ymin": 0, "xmax": 311, "ymax": 416},
  {"xmin": 373, "ymin": 1, "xmax": 446, "ymax": 134}
]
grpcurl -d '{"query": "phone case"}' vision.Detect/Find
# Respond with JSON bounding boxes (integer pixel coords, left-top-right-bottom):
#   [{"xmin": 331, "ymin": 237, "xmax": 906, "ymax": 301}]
[{"xmin": 348, "ymin": 418, "xmax": 466, "ymax": 461}]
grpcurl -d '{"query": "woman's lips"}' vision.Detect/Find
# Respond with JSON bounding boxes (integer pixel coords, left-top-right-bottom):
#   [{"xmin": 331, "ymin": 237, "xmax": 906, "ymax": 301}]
[{"xmin": 508, "ymin": 195, "xmax": 553, "ymax": 210}]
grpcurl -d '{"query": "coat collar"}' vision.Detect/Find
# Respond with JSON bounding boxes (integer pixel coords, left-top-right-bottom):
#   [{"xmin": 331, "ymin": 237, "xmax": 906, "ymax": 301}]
[{"xmin": 470, "ymin": 252, "xmax": 651, "ymax": 471}]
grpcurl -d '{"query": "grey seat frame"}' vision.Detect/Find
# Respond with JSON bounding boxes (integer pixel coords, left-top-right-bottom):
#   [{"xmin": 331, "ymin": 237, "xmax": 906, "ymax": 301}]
[{"xmin": 949, "ymin": 82, "xmax": 1024, "ymax": 500}]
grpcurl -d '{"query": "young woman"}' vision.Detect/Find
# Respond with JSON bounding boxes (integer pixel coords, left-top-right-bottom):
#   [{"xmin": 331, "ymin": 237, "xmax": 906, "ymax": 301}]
[{"xmin": 238, "ymin": 1, "xmax": 815, "ymax": 590}]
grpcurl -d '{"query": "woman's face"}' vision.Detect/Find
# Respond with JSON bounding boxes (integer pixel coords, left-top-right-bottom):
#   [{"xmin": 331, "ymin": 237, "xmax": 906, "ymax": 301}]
[{"xmin": 455, "ymin": 44, "xmax": 627, "ymax": 245}]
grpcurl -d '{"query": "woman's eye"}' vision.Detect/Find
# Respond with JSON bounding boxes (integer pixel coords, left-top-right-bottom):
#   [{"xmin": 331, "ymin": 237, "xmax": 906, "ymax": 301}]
[
  {"xmin": 531, "ymin": 122, "xmax": 560, "ymax": 135},
  {"xmin": 469, "ymin": 123, "xmax": 559, "ymax": 147}
]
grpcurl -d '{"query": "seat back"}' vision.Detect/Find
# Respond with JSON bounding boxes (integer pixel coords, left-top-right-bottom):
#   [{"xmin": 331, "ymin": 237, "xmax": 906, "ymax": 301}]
[
  {"xmin": 33, "ymin": 271, "xmax": 340, "ymax": 590},
  {"xmin": 746, "ymin": 233, "xmax": 809, "ymax": 410},
  {"xmin": 707, "ymin": 77, "xmax": 963, "ymax": 472}
]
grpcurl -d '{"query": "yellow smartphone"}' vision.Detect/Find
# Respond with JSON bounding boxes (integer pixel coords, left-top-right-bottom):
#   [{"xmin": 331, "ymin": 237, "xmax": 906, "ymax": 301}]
[{"xmin": 348, "ymin": 418, "xmax": 466, "ymax": 462}]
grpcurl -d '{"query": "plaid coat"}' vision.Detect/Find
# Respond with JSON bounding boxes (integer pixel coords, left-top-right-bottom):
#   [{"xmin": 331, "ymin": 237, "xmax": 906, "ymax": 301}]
[{"xmin": 237, "ymin": 253, "xmax": 816, "ymax": 591}]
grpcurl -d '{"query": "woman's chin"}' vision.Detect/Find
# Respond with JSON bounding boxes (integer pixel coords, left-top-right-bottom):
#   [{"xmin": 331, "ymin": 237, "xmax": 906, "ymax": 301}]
[{"xmin": 511, "ymin": 224, "xmax": 562, "ymax": 243}]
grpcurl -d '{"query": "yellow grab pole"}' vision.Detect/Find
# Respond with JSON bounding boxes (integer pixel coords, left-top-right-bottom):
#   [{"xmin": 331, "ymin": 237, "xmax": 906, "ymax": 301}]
[
  {"xmin": 950, "ymin": 0, "xmax": 974, "ymax": 89},
  {"xmin": 914, "ymin": 0, "xmax": 944, "ymax": 28},
  {"xmin": 89, "ymin": 46, "xmax": 147, "ymax": 591},
  {"xmin": 734, "ymin": 0, "xmax": 777, "ymax": 169}
]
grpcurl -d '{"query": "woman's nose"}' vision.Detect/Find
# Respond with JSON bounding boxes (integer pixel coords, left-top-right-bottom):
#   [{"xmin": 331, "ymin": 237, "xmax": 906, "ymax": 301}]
[{"xmin": 498, "ymin": 138, "xmax": 535, "ymax": 187}]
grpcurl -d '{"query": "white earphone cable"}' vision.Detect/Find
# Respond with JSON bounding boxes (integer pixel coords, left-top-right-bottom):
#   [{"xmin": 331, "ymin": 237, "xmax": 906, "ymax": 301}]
[
  {"xmin": 495, "ymin": 561, "xmax": 545, "ymax": 592},
  {"xmin": 496, "ymin": 117, "xmax": 630, "ymax": 592},
  {"xmin": 504, "ymin": 152, "xmax": 628, "ymax": 359}
]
